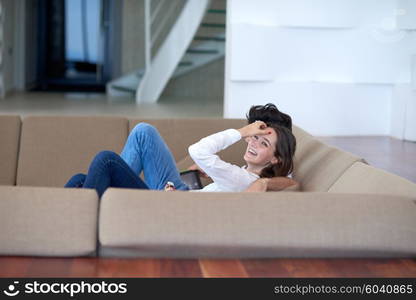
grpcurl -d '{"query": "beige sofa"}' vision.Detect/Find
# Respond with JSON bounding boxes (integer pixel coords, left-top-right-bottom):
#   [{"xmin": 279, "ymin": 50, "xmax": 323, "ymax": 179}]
[{"xmin": 0, "ymin": 115, "xmax": 415, "ymax": 258}]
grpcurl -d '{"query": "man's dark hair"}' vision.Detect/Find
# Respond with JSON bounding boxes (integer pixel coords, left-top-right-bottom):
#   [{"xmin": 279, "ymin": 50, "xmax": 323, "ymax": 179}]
[{"xmin": 246, "ymin": 103, "xmax": 292, "ymax": 131}]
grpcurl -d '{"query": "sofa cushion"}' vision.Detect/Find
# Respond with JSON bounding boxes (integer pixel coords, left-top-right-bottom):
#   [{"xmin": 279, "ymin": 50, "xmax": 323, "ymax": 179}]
[
  {"xmin": 16, "ymin": 116, "xmax": 128, "ymax": 187},
  {"xmin": 293, "ymin": 139, "xmax": 364, "ymax": 191},
  {"xmin": 328, "ymin": 162, "xmax": 416, "ymax": 198},
  {"xmin": 290, "ymin": 125, "xmax": 365, "ymax": 192},
  {"xmin": 292, "ymin": 124, "xmax": 314, "ymax": 147},
  {"xmin": 0, "ymin": 115, "xmax": 21, "ymax": 185},
  {"xmin": 0, "ymin": 186, "xmax": 98, "ymax": 257},
  {"xmin": 99, "ymin": 188, "xmax": 416, "ymax": 258}
]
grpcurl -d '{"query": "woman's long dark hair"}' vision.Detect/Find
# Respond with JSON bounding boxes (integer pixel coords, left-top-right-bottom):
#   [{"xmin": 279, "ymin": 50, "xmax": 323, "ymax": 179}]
[
  {"xmin": 246, "ymin": 103, "xmax": 292, "ymax": 131},
  {"xmin": 246, "ymin": 103, "xmax": 296, "ymax": 178},
  {"xmin": 258, "ymin": 124, "xmax": 296, "ymax": 178}
]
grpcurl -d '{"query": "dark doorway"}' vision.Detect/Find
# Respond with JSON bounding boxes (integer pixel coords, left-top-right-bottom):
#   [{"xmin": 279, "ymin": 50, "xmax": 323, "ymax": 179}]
[{"xmin": 36, "ymin": 0, "xmax": 116, "ymax": 92}]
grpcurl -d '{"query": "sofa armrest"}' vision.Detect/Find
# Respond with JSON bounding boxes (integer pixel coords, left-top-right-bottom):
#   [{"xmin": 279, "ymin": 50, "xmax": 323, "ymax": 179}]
[
  {"xmin": 0, "ymin": 115, "xmax": 21, "ymax": 185},
  {"xmin": 328, "ymin": 162, "xmax": 416, "ymax": 198},
  {"xmin": 0, "ymin": 186, "xmax": 99, "ymax": 257}
]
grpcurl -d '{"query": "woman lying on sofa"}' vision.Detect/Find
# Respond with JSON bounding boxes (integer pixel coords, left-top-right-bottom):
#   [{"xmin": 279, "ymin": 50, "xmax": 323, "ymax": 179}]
[{"xmin": 64, "ymin": 103, "xmax": 298, "ymax": 197}]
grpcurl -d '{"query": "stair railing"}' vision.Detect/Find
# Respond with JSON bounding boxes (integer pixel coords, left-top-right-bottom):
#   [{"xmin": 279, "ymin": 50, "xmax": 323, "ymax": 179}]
[{"xmin": 136, "ymin": 0, "xmax": 211, "ymax": 103}]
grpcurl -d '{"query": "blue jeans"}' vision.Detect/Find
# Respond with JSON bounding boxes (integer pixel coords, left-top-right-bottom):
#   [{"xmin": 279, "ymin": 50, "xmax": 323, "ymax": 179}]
[{"xmin": 64, "ymin": 123, "xmax": 189, "ymax": 197}]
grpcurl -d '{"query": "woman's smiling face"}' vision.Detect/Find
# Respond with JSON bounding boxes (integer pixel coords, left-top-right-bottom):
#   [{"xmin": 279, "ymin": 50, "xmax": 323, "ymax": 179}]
[{"xmin": 243, "ymin": 129, "xmax": 279, "ymax": 167}]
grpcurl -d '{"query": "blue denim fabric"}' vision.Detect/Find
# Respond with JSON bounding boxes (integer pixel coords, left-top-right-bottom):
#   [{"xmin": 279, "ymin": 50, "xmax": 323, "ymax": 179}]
[
  {"xmin": 65, "ymin": 151, "xmax": 149, "ymax": 197},
  {"xmin": 65, "ymin": 122, "xmax": 189, "ymax": 197},
  {"xmin": 64, "ymin": 173, "xmax": 86, "ymax": 188},
  {"xmin": 120, "ymin": 123, "xmax": 189, "ymax": 191}
]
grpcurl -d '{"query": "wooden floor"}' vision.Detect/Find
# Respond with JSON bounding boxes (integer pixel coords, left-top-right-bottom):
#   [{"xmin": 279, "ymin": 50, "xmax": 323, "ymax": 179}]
[
  {"xmin": 0, "ymin": 92, "xmax": 223, "ymax": 119},
  {"xmin": 1, "ymin": 257, "xmax": 416, "ymax": 278}
]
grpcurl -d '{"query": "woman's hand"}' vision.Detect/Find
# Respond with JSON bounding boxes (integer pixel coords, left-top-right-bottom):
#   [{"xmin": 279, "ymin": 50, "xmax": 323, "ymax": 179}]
[
  {"xmin": 238, "ymin": 121, "xmax": 271, "ymax": 138},
  {"xmin": 187, "ymin": 163, "xmax": 209, "ymax": 178}
]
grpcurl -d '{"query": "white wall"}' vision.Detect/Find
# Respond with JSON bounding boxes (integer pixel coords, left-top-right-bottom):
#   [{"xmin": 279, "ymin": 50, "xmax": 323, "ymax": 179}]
[
  {"xmin": 224, "ymin": 0, "xmax": 416, "ymax": 137},
  {"xmin": 391, "ymin": 84, "xmax": 416, "ymax": 140}
]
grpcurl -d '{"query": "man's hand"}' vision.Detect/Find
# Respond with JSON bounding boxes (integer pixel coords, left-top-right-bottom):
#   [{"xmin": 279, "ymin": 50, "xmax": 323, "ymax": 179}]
[
  {"xmin": 245, "ymin": 177, "xmax": 299, "ymax": 192},
  {"xmin": 187, "ymin": 163, "xmax": 209, "ymax": 178}
]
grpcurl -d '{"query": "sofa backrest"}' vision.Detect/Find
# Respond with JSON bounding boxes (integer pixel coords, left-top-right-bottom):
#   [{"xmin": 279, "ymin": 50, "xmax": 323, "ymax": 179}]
[
  {"xmin": 289, "ymin": 123, "xmax": 363, "ymax": 191},
  {"xmin": 128, "ymin": 119, "xmax": 248, "ymax": 166},
  {"xmin": 293, "ymin": 139, "xmax": 364, "ymax": 192},
  {"xmin": 16, "ymin": 116, "xmax": 128, "ymax": 187},
  {"xmin": 4, "ymin": 114, "xmax": 368, "ymax": 191},
  {"xmin": 328, "ymin": 161, "xmax": 416, "ymax": 198},
  {"xmin": 0, "ymin": 115, "xmax": 21, "ymax": 185}
]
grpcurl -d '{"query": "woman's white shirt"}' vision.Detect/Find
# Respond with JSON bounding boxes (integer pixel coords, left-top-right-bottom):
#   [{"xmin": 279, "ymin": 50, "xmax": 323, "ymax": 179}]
[{"xmin": 188, "ymin": 129, "xmax": 260, "ymax": 192}]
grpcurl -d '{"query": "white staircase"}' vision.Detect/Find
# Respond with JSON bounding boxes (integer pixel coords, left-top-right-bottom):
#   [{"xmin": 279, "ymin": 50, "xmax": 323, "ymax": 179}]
[
  {"xmin": 173, "ymin": 32, "xmax": 225, "ymax": 78},
  {"xmin": 106, "ymin": 0, "xmax": 226, "ymax": 102}
]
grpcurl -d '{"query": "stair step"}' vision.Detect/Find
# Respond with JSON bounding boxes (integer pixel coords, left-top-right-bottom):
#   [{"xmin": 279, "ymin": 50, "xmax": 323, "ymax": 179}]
[
  {"xmin": 194, "ymin": 36, "xmax": 225, "ymax": 42},
  {"xmin": 201, "ymin": 23, "xmax": 226, "ymax": 28},
  {"xmin": 136, "ymin": 71, "xmax": 145, "ymax": 78},
  {"xmin": 111, "ymin": 85, "xmax": 136, "ymax": 93},
  {"xmin": 207, "ymin": 9, "xmax": 226, "ymax": 14},
  {"xmin": 186, "ymin": 49, "xmax": 219, "ymax": 54},
  {"xmin": 178, "ymin": 61, "xmax": 193, "ymax": 67}
]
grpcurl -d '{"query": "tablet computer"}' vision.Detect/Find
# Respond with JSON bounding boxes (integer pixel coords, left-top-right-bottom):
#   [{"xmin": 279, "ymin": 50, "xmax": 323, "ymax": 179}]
[{"xmin": 180, "ymin": 170, "xmax": 203, "ymax": 190}]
